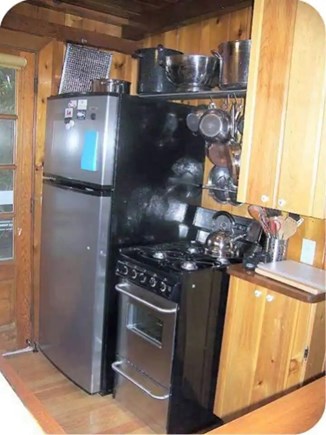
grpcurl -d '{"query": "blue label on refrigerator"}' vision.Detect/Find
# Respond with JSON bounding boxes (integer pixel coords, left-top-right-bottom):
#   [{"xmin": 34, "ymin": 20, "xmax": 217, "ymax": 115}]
[{"xmin": 81, "ymin": 130, "xmax": 98, "ymax": 171}]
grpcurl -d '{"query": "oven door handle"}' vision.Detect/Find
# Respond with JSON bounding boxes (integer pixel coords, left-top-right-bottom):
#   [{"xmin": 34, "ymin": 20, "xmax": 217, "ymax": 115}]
[
  {"xmin": 115, "ymin": 283, "xmax": 177, "ymax": 314},
  {"xmin": 112, "ymin": 361, "xmax": 170, "ymax": 400}
]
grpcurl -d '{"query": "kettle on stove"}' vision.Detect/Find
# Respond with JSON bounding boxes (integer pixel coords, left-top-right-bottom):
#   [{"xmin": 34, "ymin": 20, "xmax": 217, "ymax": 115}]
[{"xmin": 205, "ymin": 229, "xmax": 245, "ymax": 263}]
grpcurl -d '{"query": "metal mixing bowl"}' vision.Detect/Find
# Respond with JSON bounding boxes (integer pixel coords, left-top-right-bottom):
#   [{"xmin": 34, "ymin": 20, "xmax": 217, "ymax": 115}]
[{"xmin": 164, "ymin": 55, "xmax": 221, "ymax": 92}]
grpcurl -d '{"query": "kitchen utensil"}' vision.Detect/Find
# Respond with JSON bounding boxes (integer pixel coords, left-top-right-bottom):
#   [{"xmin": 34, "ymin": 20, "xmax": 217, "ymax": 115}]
[
  {"xmin": 198, "ymin": 103, "xmax": 232, "ymax": 142},
  {"xmin": 205, "ymin": 229, "xmax": 245, "ymax": 263},
  {"xmin": 163, "ymin": 54, "xmax": 221, "ymax": 92},
  {"xmin": 282, "ymin": 216, "xmax": 299, "ymax": 240},
  {"xmin": 206, "ymin": 165, "xmax": 240, "ymax": 205},
  {"xmin": 207, "ymin": 166, "xmax": 230, "ymax": 204},
  {"xmin": 132, "ymin": 45, "xmax": 183, "ymax": 94},
  {"xmin": 226, "ymin": 141, "xmax": 241, "ymax": 185},
  {"xmin": 90, "ymin": 78, "xmax": 131, "ymax": 94},
  {"xmin": 248, "ymin": 205, "xmax": 270, "ymax": 234},
  {"xmin": 186, "ymin": 105, "xmax": 207, "ymax": 133},
  {"xmin": 236, "ymin": 114, "xmax": 244, "ymax": 135},
  {"xmin": 211, "ymin": 39, "xmax": 251, "ymax": 89},
  {"xmin": 206, "ymin": 141, "xmax": 229, "ymax": 166},
  {"xmin": 263, "ymin": 235, "xmax": 288, "ymax": 262}
]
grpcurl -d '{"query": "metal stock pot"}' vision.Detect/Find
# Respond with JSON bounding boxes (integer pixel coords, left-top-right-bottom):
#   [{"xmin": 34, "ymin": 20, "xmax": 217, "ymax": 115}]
[
  {"xmin": 90, "ymin": 78, "xmax": 131, "ymax": 94},
  {"xmin": 132, "ymin": 45, "xmax": 183, "ymax": 94},
  {"xmin": 212, "ymin": 39, "xmax": 251, "ymax": 89}
]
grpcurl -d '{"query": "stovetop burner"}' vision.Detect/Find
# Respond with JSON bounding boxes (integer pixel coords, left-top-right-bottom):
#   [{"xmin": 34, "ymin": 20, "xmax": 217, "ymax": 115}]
[{"xmin": 119, "ymin": 241, "xmax": 225, "ymax": 273}]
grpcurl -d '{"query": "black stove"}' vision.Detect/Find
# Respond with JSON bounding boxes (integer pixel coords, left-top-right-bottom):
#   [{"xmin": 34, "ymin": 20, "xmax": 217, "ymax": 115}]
[{"xmin": 116, "ymin": 241, "xmax": 236, "ymax": 303}]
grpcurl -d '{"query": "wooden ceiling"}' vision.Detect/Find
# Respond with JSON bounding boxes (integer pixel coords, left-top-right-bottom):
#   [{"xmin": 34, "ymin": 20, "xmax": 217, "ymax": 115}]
[{"xmin": 25, "ymin": 0, "xmax": 253, "ymax": 40}]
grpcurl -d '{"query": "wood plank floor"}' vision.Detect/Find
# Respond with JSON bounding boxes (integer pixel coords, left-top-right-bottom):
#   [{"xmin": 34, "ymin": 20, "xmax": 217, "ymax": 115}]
[{"xmin": 3, "ymin": 351, "xmax": 154, "ymax": 434}]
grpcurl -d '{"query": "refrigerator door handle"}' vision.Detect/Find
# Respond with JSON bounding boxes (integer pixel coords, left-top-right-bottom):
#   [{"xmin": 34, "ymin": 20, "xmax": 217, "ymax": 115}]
[
  {"xmin": 115, "ymin": 283, "xmax": 177, "ymax": 314},
  {"xmin": 112, "ymin": 361, "xmax": 170, "ymax": 400}
]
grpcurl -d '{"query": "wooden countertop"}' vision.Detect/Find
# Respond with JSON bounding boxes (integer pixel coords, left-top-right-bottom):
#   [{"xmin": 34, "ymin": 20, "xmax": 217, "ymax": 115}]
[
  {"xmin": 207, "ymin": 377, "xmax": 325, "ymax": 434},
  {"xmin": 228, "ymin": 264, "xmax": 325, "ymax": 303},
  {"xmin": 0, "ymin": 354, "xmax": 65, "ymax": 434}
]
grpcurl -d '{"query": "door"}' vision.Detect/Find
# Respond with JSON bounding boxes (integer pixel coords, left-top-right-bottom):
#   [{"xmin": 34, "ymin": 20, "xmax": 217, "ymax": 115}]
[
  {"xmin": 39, "ymin": 181, "xmax": 111, "ymax": 393},
  {"xmin": 44, "ymin": 95, "xmax": 119, "ymax": 186},
  {"xmin": 0, "ymin": 49, "xmax": 35, "ymax": 346},
  {"xmin": 237, "ymin": 0, "xmax": 326, "ymax": 218},
  {"xmin": 115, "ymin": 281, "xmax": 178, "ymax": 388},
  {"xmin": 214, "ymin": 276, "xmax": 310, "ymax": 422}
]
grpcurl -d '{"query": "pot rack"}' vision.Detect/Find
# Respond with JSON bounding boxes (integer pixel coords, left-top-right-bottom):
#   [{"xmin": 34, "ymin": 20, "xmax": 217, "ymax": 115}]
[{"xmin": 137, "ymin": 89, "xmax": 246, "ymax": 100}]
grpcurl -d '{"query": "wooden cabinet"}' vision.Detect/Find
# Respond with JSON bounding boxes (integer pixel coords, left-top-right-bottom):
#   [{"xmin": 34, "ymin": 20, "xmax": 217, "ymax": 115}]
[
  {"xmin": 214, "ymin": 275, "xmax": 325, "ymax": 421},
  {"xmin": 237, "ymin": 0, "xmax": 326, "ymax": 218}
]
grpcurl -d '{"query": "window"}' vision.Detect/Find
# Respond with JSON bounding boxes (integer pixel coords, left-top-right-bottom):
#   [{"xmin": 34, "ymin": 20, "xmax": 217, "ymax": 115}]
[{"xmin": 0, "ymin": 66, "xmax": 16, "ymax": 260}]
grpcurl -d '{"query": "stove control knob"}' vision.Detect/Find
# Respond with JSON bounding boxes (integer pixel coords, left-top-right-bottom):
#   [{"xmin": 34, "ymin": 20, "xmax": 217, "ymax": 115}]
[
  {"xmin": 159, "ymin": 282, "xmax": 167, "ymax": 293},
  {"xmin": 149, "ymin": 277, "xmax": 157, "ymax": 288},
  {"xmin": 131, "ymin": 269, "xmax": 138, "ymax": 279},
  {"xmin": 121, "ymin": 265, "xmax": 128, "ymax": 276},
  {"xmin": 139, "ymin": 273, "xmax": 147, "ymax": 284}
]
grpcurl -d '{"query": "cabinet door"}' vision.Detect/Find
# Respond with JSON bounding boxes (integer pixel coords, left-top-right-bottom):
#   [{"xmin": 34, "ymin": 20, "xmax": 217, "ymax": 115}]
[
  {"xmin": 237, "ymin": 0, "xmax": 298, "ymax": 208},
  {"xmin": 214, "ymin": 277, "xmax": 267, "ymax": 420},
  {"xmin": 214, "ymin": 277, "xmax": 308, "ymax": 421},
  {"xmin": 250, "ymin": 288, "xmax": 300, "ymax": 406},
  {"xmin": 238, "ymin": 0, "xmax": 325, "ymax": 218},
  {"xmin": 276, "ymin": 2, "xmax": 326, "ymax": 217}
]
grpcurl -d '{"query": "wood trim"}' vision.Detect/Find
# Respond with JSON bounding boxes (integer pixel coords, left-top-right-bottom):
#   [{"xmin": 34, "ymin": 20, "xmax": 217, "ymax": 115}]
[
  {"xmin": 0, "ymin": 355, "xmax": 65, "ymax": 434},
  {"xmin": 0, "ymin": 165, "xmax": 16, "ymax": 170},
  {"xmin": 209, "ymin": 376, "xmax": 325, "ymax": 435},
  {"xmin": 227, "ymin": 264, "xmax": 325, "ymax": 303},
  {"xmin": 2, "ymin": 12, "xmax": 138, "ymax": 54},
  {"xmin": 0, "ymin": 213, "xmax": 15, "ymax": 219},
  {"xmin": 32, "ymin": 42, "xmax": 53, "ymax": 341},
  {"xmin": 0, "ymin": 28, "xmax": 51, "ymax": 52},
  {"xmin": 15, "ymin": 51, "xmax": 35, "ymax": 346},
  {"xmin": 0, "ymin": 114, "xmax": 18, "ymax": 120}
]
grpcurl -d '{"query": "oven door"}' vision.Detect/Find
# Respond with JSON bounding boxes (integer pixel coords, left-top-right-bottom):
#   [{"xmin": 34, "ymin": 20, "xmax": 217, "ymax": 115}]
[{"xmin": 114, "ymin": 281, "xmax": 178, "ymax": 388}]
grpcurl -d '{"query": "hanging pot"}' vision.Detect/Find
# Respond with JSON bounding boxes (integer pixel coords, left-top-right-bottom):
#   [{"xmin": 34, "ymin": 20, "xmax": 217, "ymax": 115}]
[
  {"xmin": 186, "ymin": 105, "xmax": 208, "ymax": 134},
  {"xmin": 206, "ymin": 141, "xmax": 229, "ymax": 167},
  {"xmin": 198, "ymin": 103, "xmax": 232, "ymax": 143},
  {"xmin": 132, "ymin": 44, "xmax": 183, "ymax": 94}
]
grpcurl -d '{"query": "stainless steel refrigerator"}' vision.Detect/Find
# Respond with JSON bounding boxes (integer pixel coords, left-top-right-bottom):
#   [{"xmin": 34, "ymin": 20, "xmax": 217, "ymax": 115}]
[{"xmin": 39, "ymin": 93, "xmax": 204, "ymax": 394}]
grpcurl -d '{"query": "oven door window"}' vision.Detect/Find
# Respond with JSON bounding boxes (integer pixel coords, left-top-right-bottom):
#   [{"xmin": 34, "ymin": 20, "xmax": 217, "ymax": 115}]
[{"xmin": 127, "ymin": 303, "xmax": 163, "ymax": 348}]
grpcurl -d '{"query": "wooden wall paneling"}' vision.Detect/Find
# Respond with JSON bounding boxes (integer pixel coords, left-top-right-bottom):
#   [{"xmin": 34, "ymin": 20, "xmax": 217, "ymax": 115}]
[
  {"xmin": 0, "ymin": 28, "xmax": 51, "ymax": 52},
  {"xmin": 276, "ymin": 2, "xmax": 326, "ymax": 217},
  {"xmin": 287, "ymin": 216, "xmax": 325, "ymax": 269},
  {"xmin": 0, "ymin": 281, "xmax": 15, "ymax": 326},
  {"xmin": 64, "ymin": 13, "xmax": 122, "ymax": 38},
  {"xmin": 15, "ymin": 51, "xmax": 36, "ymax": 346},
  {"xmin": 304, "ymin": 300, "xmax": 326, "ymax": 382},
  {"xmin": 200, "ymin": 8, "xmax": 252, "ymax": 218},
  {"xmin": 214, "ymin": 277, "xmax": 266, "ymax": 420},
  {"xmin": 13, "ymin": 2, "xmax": 122, "ymax": 37}
]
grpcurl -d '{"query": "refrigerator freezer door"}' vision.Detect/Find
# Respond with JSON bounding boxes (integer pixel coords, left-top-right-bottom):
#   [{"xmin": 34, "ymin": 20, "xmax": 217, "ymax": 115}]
[
  {"xmin": 44, "ymin": 95, "xmax": 119, "ymax": 186},
  {"xmin": 39, "ymin": 182, "xmax": 111, "ymax": 393}
]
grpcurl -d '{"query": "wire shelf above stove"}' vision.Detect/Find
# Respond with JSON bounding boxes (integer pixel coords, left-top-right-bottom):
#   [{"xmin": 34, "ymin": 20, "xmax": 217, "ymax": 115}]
[{"xmin": 137, "ymin": 89, "xmax": 246, "ymax": 101}]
